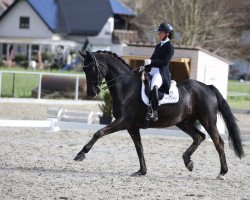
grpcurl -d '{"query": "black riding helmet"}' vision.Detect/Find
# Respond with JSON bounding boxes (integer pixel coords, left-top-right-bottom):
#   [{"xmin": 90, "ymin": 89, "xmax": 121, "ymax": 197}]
[{"xmin": 156, "ymin": 23, "xmax": 174, "ymax": 39}]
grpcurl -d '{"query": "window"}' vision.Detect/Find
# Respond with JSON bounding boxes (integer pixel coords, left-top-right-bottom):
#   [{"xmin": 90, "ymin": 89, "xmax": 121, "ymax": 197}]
[{"xmin": 19, "ymin": 16, "xmax": 30, "ymax": 29}]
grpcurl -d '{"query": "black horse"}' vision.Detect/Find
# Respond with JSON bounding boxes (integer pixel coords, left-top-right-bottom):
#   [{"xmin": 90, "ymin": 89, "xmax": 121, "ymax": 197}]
[{"xmin": 75, "ymin": 50, "xmax": 244, "ymax": 179}]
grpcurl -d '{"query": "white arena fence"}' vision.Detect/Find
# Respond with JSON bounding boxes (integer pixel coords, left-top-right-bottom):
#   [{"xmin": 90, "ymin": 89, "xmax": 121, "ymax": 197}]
[
  {"xmin": 0, "ymin": 70, "xmax": 85, "ymax": 100},
  {"xmin": 0, "ymin": 107, "xmax": 101, "ymax": 132}
]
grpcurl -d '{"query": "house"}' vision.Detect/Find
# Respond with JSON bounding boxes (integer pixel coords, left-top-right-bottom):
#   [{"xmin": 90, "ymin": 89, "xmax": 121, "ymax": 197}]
[{"xmin": 0, "ymin": 0, "xmax": 136, "ymax": 67}]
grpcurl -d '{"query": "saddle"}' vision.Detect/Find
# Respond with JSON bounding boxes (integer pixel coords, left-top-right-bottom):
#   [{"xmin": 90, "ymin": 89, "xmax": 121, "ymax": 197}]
[{"xmin": 141, "ymin": 72, "xmax": 179, "ymax": 105}]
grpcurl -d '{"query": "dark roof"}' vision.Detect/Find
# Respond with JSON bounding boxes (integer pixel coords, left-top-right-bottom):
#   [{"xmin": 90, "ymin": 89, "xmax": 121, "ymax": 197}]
[
  {"xmin": 58, "ymin": 0, "xmax": 113, "ymax": 36},
  {"xmin": 0, "ymin": 0, "xmax": 135, "ymax": 36},
  {"xmin": 109, "ymin": 0, "xmax": 134, "ymax": 16},
  {"xmin": 28, "ymin": 0, "xmax": 58, "ymax": 32}
]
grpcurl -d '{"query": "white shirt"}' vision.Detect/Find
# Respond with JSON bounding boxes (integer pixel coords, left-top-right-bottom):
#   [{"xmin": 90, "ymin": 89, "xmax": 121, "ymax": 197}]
[{"xmin": 160, "ymin": 38, "xmax": 170, "ymax": 46}]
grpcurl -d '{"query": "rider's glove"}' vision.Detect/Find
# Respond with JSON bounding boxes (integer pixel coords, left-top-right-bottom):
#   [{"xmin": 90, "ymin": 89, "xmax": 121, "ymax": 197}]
[
  {"xmin": 144, "ymin": 59, "xmax": 151, "ymax": 66},
  {"xmin": 138, "ymin": 66, "xmax": 145, "ymax": 72}
]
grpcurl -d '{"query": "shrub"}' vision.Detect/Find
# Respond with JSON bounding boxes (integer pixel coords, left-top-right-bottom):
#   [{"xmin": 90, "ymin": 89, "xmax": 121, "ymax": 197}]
[{"xmin": 99, "ymin": 91, "xmax": 113, "ymax": 117}]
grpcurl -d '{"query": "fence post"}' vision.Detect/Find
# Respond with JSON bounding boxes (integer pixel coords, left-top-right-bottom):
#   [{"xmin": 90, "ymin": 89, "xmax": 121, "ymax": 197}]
[
  {"xmin": 0, "ymin": 71, "xmax": 2, "ymax": 97},
  {"xmin": 38, "ymin": 73, "xmax": 42, "ymax": 99},
  {"xmin": 12, "ymin": 73, "xmax": 15, "ymax": 97},
  {"xmin": 75, "ymin": 75, "xmax": 79, "ymax": 100}
]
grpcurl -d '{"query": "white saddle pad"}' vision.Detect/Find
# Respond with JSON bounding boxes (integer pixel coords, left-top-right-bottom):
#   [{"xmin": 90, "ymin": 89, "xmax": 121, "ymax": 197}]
[{"xmin": 141, "ymin": 80, "xmax": 179, "ymax": 106}]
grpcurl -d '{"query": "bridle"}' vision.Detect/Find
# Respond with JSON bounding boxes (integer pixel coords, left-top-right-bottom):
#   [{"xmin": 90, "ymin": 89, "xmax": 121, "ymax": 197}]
[
  {"xmin": 83, "ymin": 53, "xmax": 104, "ymax": 86},
  {"xmin": 82, "ymin": 52, "xmax": 132, "ymax": 91}
]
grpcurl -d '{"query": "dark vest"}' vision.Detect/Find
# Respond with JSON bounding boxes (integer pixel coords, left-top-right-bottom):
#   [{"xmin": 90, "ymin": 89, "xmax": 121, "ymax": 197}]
[{"xmin": 150, "ymin": 41, "xmax": 174, "ymax": 94}]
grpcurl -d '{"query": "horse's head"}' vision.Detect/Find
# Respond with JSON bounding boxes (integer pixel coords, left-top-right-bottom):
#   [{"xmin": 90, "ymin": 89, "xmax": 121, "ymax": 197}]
[{"xmin": 78, "ymin": 50, "xmax": 105, "ymax": 97}]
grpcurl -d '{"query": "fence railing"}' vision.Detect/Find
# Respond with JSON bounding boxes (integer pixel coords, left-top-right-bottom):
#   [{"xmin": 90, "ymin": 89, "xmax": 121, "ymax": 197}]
[
  {"xmin": 0, "ymin": 70, "xmax": 85, "ymax": 100},
  {"xmin": 227, "ymin": 81, "xmax": 250, "ymax": 97}
]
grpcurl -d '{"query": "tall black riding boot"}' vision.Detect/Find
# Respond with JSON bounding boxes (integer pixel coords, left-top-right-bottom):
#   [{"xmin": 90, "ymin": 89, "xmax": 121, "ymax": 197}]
[
  {"xmin": 145, "ymin": 79, "xmax": 153, "ymax": 121},
  {"xmin": 151, "ymin": 86, "xmax": 159, "ymax": 121},
  {"xmin": 145, "ymin": 93, "xmax": 153, "ymax": 121}
]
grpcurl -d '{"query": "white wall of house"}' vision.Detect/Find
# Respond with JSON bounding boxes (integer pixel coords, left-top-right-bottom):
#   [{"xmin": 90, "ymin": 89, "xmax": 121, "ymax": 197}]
[
  {"xmin": 196, "ymin": 50, "xmax": 229, "ymax": 98},
  {"xmin": 0, "ymin": 1, "xmax": 53, "ymax": 38}
]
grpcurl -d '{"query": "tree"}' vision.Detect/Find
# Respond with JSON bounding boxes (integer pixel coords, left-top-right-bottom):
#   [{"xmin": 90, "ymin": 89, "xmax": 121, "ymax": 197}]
[{"xmin": 122, "ymin": 0, "xmax": 250, "ymax": 59}]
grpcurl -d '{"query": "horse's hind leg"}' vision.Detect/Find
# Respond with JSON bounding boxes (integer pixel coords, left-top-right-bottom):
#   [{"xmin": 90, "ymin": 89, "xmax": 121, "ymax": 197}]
[
  {"xmin": 177, "ymin": 121, "xmax": 206, "ymax": 172},
  {"xmin": 201, "ymin": 122, "xmax": 228, "ymax": 179}
]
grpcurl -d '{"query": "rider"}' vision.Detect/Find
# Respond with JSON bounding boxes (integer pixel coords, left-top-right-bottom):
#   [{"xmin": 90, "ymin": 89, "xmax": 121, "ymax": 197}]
[{"xmin": 144, "ymin": 22, "xmax": 175, "ymax": 121}]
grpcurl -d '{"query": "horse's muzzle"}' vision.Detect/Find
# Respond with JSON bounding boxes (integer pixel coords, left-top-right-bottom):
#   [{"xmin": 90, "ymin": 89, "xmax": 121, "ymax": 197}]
[{"xmin": 87, "ymin": 86, "xmax": 100, "ymax": 97}]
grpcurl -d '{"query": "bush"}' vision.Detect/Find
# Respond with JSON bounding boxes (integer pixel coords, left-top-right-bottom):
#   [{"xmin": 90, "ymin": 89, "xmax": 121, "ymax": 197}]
[
  {"xmin": 14, "ymin": 55, "xmax": 27, "ymax": 63},
  {"xmin": 99, "ymin": 91, "xmax": 113, "ymax": 117}
]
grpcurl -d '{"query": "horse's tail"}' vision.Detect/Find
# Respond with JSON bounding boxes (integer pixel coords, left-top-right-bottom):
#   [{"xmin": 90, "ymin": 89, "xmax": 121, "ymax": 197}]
[{"xmin": 209, "ymin": 85, "xmax": 245, "ymax": 158}]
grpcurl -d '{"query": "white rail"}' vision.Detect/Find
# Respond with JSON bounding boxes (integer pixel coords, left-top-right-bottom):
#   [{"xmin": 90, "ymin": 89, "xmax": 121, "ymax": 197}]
[{"xmin": 0, "ymin": 70, "xmax": 85, "ymax": 100}]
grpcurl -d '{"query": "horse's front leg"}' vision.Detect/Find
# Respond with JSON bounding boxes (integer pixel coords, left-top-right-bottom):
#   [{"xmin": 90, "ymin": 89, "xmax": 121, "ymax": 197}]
[
  {"xmin": 74, "ymin": 118, "xmax": 127, "ymax": 161},
  {"xmin": 127, "ymin": 125, "xmax": 147, "ymax": 176}
]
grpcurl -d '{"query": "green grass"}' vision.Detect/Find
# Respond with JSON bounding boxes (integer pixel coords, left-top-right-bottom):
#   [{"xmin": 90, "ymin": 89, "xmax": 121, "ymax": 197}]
[
  {"xmin": 227, "ymin": 80, "xmax": 250, "ymax": 110},
  {"xmin": 0, "ymin": 67, "xmax": 84, "ymax": 98},
  {"xmin": 227, "ymin": 80, "xmax": 250, "ymax": 94},
  {"xmin": 1, "ymin": 73, "xmax": 39, "ymax": 98}
]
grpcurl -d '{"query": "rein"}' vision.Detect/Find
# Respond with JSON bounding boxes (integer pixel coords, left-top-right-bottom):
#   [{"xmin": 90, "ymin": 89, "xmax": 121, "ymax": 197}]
[{"xmin": 100, "ymin": 73, "xmax": 131, "ymax": 90}]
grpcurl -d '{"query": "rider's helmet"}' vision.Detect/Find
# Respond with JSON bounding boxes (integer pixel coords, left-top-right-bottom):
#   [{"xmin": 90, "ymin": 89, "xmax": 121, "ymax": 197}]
[{"xmin": 156, "ymin": 23, "xmax": 174, "ymax": 39}]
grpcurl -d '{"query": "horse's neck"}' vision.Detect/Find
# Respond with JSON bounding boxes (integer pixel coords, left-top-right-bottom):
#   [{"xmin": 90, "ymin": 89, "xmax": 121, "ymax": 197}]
[
  {"xmin": 105, "ymin": 63, "xmax": 130, "ymax": 81},
  {"xmin": 97, "ymin": 53, "xmax": 139, "ymax": 98}
]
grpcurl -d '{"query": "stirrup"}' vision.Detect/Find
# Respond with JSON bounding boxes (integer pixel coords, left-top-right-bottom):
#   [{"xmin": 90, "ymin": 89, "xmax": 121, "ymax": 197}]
[
  {"xmin": 146, "ymin": 112, "xmax": 153, "ymax": 121},
  {"xmin": 151, "ymin": 111, "xmax": 158, "ymax": 121},
  {"xmin": 146, "ymin": 105, "xmax": 153, "ymax": 121}
]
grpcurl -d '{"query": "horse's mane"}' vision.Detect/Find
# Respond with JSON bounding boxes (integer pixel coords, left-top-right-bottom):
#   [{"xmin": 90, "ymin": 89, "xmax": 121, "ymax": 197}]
[{"xmin": 95, "ymin": 50, "xmax": 132, "ymax": 70}]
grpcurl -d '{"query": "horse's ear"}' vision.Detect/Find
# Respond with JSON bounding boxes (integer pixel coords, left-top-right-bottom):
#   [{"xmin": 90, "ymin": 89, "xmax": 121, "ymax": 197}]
[
  {"xmin": 86, "ymin": 50, "xmax": 95, "ymax": 61},
  {"xmin": 78, "ymin": 50, "xmax": 86, "ymax": 59}
]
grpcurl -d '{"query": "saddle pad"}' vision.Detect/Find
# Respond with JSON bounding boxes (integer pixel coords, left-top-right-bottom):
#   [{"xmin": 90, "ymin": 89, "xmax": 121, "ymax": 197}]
[{"xmin": 141, "ymin": 81, "xmax": 179, "ymax": 105}]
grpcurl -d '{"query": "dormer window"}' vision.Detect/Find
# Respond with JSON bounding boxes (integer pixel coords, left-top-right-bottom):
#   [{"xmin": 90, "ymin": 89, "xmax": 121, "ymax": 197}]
[{"xmin": 19, "ymin": 16, "xmax": 30, "ymax": 29}]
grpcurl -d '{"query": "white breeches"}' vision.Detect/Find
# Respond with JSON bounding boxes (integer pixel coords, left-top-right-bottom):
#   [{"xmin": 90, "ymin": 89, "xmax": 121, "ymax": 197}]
[{"xmin": 149, "ymin": 67, "xmax": 162, "ymax": 90}]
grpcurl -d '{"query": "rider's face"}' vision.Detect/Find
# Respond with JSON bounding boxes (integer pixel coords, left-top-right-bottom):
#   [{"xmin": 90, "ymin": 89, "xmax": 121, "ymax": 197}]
[{"xmin": 158, "ymin": 31, "xmax": 168, "ymax": 40}]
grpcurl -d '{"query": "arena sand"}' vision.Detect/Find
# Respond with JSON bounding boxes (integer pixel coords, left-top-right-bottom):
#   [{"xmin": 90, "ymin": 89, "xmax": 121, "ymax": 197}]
[
  {"xmin": 0, "ymin": 127, "xmax": 249, "ymax": 200},
  {"xmin": 0, "ymin": 101, "xmax": 249, "ymax": 199}
]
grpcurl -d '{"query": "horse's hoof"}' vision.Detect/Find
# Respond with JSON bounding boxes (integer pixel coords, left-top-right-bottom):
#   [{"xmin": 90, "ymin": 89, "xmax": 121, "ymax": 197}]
[
  {"xmin": 130, "ymin": 171, "xmax": 147, "ymax": 177},
  {"xmin": 186, "ymin": 161, "xmax": 194, "ymax": 172},
  {"xmin": 74, "ymin": 154, "xmax": 86, "ymax": 161},
  {"xmin": 217, "ymin": 174, "xmax": 226, "ymax": 180}
]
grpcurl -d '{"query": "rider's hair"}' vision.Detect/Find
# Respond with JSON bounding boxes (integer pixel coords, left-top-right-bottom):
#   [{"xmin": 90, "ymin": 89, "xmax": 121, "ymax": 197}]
[{"xmin": 168, "ymin": 31, "xmax": 174, "ymax": 40}]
